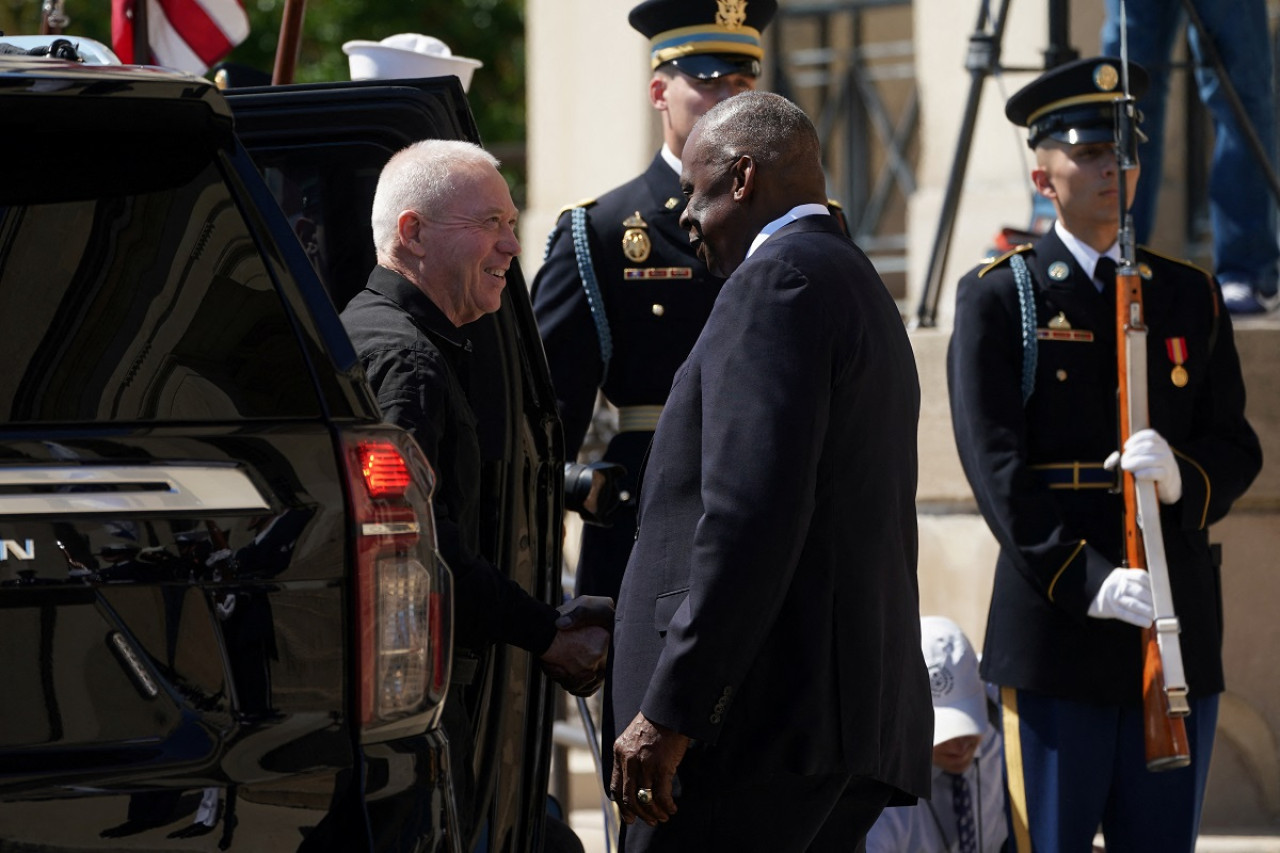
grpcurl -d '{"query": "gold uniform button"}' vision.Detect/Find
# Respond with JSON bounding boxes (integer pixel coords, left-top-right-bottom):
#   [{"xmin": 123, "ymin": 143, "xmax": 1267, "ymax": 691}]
[
  {"xmin": 1056, "ymin": 369, "xmax": 1068, "ymax": 382},
  {"xmin": 709, "ymin": 713, "xmax": 722, "ymax": 725},
  {"xmin": 652, "ymin": 304, "xmax": 665, "ymax": 317}
]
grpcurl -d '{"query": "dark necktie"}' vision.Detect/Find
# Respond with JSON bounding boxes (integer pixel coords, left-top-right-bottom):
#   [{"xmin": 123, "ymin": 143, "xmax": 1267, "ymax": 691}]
[
  {"xmin": 1095, "ymin": 256, "xmax": 1118, "ymax": 298},
  {"xmin": 951, "ymin": 772, "xmax": 978, "ymax": 853}
]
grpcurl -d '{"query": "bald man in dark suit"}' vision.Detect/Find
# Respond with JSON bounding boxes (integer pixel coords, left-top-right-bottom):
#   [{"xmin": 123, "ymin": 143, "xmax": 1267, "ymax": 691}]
[{"xmin": 607, "ymin": 91, "xmax": 932, "ymax": 852}]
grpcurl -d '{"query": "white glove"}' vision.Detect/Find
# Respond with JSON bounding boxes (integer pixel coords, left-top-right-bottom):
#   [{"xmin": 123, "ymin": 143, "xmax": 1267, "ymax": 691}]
[
  {"xmin": 1087, "ymin": 568, "xmax": 1154, "ymax": 628},
  {"xmin": 1103, "ymin": 428, "xmax": 1182, "ymax": 504},
  {"xmin": 215, "ymin": 594, "xmax": 237, "ymax": 620}
]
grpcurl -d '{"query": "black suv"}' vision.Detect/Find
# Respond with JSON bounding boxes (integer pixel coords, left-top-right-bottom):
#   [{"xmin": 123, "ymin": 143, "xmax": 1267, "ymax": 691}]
[{"xmin": 0, "ymin": 53, "xmax": 566, "ymax": 852}]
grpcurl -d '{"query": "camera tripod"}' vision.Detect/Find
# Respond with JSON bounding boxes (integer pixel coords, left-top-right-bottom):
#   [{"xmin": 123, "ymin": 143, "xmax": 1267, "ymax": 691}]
[{"xmin": 910, "ymin": 0, "xmax": 1075, "ymax": 329}]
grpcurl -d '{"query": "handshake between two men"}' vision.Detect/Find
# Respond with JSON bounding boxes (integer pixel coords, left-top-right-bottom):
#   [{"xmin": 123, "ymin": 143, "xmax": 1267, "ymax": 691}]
[{"xmin": 539, "ymin": 594, "xmax": 616, "ymax": 697}]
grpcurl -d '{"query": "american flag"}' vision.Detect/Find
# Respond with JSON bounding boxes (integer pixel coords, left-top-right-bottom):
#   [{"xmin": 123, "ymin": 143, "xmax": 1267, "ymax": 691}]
[{"xmin": 111, "ymin": 0, "xmax": 249, "ymax": 74}]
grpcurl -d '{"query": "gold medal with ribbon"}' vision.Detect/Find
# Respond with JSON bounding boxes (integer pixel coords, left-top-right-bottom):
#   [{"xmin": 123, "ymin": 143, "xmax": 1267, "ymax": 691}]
[{"xmin": 1166, "ymin": 337, "xmax": 1189, "ymax": 387}]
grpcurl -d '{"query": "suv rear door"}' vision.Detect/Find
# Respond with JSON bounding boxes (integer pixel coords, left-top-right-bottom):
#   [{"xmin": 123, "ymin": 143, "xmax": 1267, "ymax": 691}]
[
  {"xmin": 0, "ymin": 64, "xmax": 445, "ymax": 845},
  {"xmin": 1, "ymin": 62, "xmax": 454, "ymax": 851},
  {"xmin": 225, "ymin": 77, "xmax": 568, "ymax": 853}
]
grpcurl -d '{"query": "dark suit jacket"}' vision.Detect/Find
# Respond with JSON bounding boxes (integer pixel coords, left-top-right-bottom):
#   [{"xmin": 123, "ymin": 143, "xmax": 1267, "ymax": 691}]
[
  {"xmin": 531, "ymin": 155, "xmax": 856, "ymax": 602},
  {"xmin": 947, "ymin": 227, "xmax": 1262, "ymax": 704},
  {"xmin": 611, "ymin": 214, "xmax": 932, "ymax": 800}
]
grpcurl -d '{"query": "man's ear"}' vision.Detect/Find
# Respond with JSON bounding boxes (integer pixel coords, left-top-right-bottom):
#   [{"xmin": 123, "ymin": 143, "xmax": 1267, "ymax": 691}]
[
  {"xmin": 1031, "ymin": 166, "xmax": 1055, "ymax": 201},
  {"xmin": 731, "ymin": 154, "xmax": 755, "ymax": 201},
  {"xmin": 397, "ymin": 210, "xmax": 427, "ymax": 256},
  {"xmin": 649, "ymin": 74, "xmax": 668, "ymax": 111}
]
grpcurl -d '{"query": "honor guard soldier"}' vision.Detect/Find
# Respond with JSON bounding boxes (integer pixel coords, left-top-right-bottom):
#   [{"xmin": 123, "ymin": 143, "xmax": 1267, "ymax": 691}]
[
  {"xmin": 947, "ymin": 58, "xmax": 1262, "ymax": 852},
  {"xmin": 530, "ymin": 0, "xmax": 778, "ymax": 605}
]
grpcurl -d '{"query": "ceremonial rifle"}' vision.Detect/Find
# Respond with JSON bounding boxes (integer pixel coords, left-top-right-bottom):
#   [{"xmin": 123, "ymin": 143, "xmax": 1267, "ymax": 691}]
[{"xmin": 1113, "ymin": 6, "xmax": 1192, "ymax": 771}]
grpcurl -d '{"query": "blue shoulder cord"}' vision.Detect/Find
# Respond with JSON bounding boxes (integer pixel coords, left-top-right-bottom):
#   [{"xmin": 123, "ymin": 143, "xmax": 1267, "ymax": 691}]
[
  {"xmin": 1011, "ymin": 253, "xmax": 1037, "ymax": 405},
  {"xmin": 567, "ymin": 206, "xmax": 613, "ymax": 376}
]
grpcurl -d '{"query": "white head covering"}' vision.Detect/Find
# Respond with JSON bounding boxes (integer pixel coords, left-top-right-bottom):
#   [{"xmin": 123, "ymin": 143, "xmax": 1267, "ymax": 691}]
[
  {"xmin": 921, "ymin": 615, "xmax": 988, "ymax": 746},
  {"xmin": 342, "ymin": 34, "xmax": 482, "ymax": 91}
]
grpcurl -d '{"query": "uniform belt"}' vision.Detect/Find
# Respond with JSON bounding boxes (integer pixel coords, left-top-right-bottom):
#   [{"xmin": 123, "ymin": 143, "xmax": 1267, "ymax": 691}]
[
  {"xmin": 1030, "ymin": 461, "xmax": 1115, "ymax": 489},
  {"xmin": 616, "ymin": 405, "xmax": 663, "ymax": 433}
]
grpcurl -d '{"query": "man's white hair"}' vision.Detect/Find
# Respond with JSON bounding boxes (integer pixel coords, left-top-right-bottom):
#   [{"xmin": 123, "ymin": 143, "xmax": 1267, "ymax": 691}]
[{"xmin": 371, "ymin": 139, "xmax": 503, "ymax": 259}]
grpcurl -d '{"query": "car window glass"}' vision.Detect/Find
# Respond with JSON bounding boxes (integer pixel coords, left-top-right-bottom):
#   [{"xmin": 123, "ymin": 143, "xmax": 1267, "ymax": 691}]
[
  {"xmin": 0, "ymin": 160, "xmax": 321, "ymax": 423},
  {"xmin": 251, "ymin": 143, "xmax": 387, "ymax": 312}
]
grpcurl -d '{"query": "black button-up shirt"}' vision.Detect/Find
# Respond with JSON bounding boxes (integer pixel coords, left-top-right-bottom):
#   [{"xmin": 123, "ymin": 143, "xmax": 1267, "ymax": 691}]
[{"xmin": 341, "ymin": 265, "xmax": 557, "ymax": 654}]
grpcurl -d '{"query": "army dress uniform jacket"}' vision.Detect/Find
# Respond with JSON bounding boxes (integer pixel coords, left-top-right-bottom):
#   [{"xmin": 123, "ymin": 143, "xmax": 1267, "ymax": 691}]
[
  {"xmin": 531, "ymin": 152, "xmax": 723, "ymax": 599},
  {"xmin": 611, "ymin": 215, "xmax": 932, "ymax": 798},
  {"xmin": 532, "ymin": 150, "xmax": 722, "ymax": 458},
  {"xmin": 946, "ymin": 227, "xmax": 1262, "ymax": 706}
]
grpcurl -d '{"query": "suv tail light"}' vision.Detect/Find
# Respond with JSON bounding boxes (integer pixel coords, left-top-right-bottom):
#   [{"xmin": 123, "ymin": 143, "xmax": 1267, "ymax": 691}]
[{"xmin": 341, "ymin": 429, "xmax": 452, "ymax": 739}]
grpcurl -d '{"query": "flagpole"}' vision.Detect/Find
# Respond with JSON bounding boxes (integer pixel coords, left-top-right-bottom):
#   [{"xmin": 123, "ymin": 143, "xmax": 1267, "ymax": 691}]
[
  {"xmin": 272, "ymin": 0, "xmax": 306, "ymax": 84},
  {"xmin": 132, "ymin": 0, "xmax": 151, "ymax": 64},
  {"xmin": 45, "ymin": 0, "xmax": 70, "ymax": 33}
]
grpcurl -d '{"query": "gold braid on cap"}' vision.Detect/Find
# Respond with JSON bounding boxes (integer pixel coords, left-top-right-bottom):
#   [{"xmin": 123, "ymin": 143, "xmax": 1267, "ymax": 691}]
[{"xmin": 648, "ymin": 1, "xmax": 762, "ymax": 68}]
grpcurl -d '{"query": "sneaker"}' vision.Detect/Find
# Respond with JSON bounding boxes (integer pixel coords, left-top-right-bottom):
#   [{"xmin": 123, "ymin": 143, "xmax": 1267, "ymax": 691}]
[{"xmin": 1221, "ymin": 281, "xmax": 1280, "ymax": 315}]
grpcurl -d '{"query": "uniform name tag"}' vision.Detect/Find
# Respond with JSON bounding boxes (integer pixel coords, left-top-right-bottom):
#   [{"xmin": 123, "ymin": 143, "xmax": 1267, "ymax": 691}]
[{"xmin": 624, "ymin": 267, "xmax": 693, "ymax": 280}]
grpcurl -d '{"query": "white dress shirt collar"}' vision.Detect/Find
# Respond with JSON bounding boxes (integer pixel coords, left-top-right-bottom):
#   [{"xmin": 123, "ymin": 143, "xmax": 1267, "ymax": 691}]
[
  {"xmin": 747, "ymin": 203, "xmax": 832, "ymax": 258},
  {"xmin": 1053, "ymin": 220, "xmax": 1120, "ymax": 291},
  {"xmin": 660, "ymin": 144, "xmax": 682, "ymax": 176}
]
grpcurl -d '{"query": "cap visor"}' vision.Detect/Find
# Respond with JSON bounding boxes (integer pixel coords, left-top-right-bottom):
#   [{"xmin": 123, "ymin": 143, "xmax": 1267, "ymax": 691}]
[
  {"xmin": 1050, "ymin": 125, "xmax": 1116, "ymax": 145},
  {"xmin": 933, "ymin": 700, "xmax": 987, "ymax": 746},
  {"xmin": 663, "ymin": 54, "xmax": 759, "ymax": 79}
]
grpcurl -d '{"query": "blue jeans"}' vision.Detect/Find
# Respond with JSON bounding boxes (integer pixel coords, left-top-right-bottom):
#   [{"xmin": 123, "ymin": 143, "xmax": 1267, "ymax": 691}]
[{"xmin": 1102, "ymin": 0, "xmax": 1279, "ymax": 295}]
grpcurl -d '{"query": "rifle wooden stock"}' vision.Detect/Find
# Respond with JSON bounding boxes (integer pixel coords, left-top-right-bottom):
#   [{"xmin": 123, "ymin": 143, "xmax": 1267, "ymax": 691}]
[{"xmin": 1115, "ymin": 266, "xmax": 1192, "ymax": 772}]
